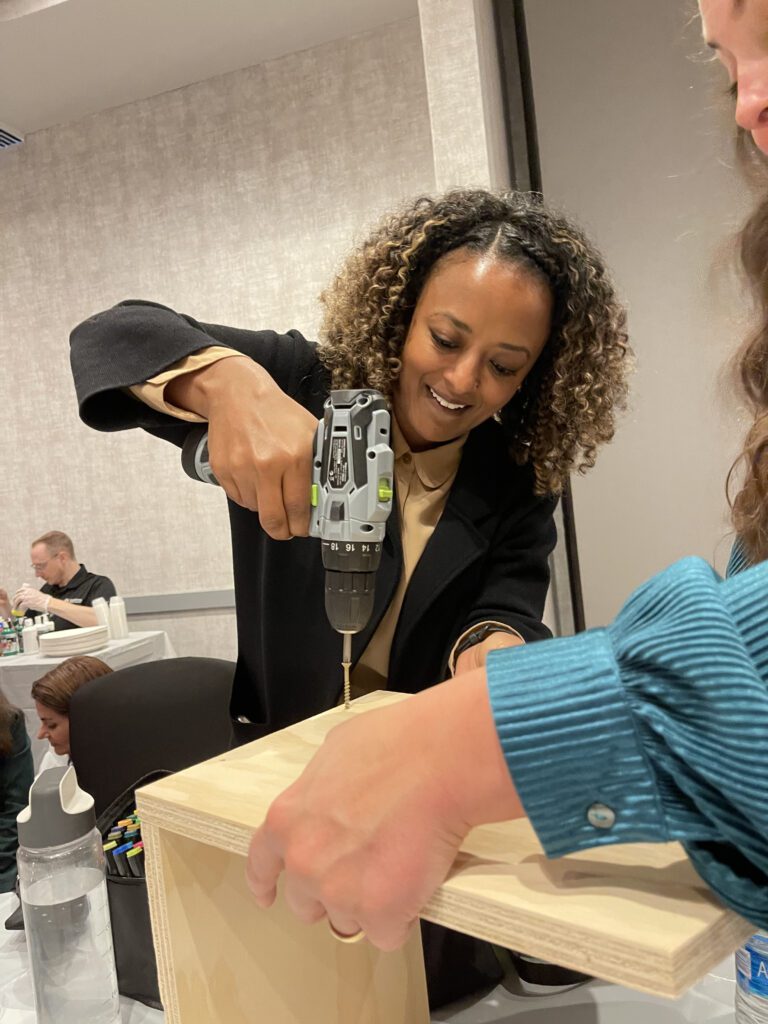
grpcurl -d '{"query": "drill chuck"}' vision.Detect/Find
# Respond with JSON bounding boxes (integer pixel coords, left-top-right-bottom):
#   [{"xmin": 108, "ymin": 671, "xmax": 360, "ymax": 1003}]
[{"xmin": 323, "ymin": 569, "xmax": 377, "ymax": 634}]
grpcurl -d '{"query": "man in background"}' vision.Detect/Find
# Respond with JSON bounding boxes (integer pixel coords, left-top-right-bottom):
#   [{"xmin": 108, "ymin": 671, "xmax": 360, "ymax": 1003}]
[{"xmin": 0, "ymin": 531, "xmax": 116, "ymax": 630}]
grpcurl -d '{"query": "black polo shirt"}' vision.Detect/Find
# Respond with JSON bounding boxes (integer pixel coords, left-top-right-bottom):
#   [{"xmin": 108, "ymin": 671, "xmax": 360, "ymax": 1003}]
[{"xmin": 41, "ymin": 564, "xmax": 117, "ymax": 631}]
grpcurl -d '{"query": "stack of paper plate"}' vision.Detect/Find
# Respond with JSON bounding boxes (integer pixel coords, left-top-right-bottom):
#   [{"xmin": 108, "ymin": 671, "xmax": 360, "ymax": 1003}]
[{"xmin": 39, "ymin": 625, "xmax": 110, "ymax": 657}]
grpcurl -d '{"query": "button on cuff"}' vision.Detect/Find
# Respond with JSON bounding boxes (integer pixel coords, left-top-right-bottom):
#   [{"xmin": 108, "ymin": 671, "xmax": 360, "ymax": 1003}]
[{"xmin": 587, "ymin": 803, "xmax": 616, "ymax": 829}]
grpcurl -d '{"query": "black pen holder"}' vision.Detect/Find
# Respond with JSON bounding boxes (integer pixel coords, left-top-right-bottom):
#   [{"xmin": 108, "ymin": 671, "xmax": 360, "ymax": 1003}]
[{"xmin": 97, "ymin": 773, "xmax": 167, "ymax": 1010}]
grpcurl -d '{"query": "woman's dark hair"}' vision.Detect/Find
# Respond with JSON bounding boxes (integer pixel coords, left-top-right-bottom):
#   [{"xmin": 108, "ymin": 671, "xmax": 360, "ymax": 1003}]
[
  {"xmin": 31, "ymin": 655, "xmax": 112, "ymax": 716},
  {"xmin": 318, "ymin": 188, "xmax": 631, "ymax": 495},
  {"xmin": 726, "ymin": 127, "xmax": 768, "ymax": 561},
  {"xmin": 0, "ymin": 691, "xmax": 19, "ymax": 758}
]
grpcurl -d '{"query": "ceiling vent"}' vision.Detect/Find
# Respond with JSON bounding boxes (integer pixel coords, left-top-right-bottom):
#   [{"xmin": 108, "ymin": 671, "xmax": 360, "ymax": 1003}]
[{"xmin": 0, "ymin": 123, "xmax": 23, "ymax": 150}]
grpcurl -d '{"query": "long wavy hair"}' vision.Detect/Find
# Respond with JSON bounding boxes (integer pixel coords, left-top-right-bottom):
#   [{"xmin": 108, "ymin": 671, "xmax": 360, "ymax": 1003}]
[
  {"xmin": 0, "ymin": 692, "xmax": 18, "ymax": 758},
  {"xmin": 318, "ymin": 189, "xmax": 631, "ymax": 495},
  {"xmin": 725, "ymin": 128, "xmax": 768, "ymax": 561}
]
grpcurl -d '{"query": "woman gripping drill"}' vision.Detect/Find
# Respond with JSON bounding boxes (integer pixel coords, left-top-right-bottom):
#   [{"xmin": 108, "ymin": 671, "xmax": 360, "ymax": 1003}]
[{"xmin": 70, "ymin": 188, "xmax": 630, "ymax": 739}]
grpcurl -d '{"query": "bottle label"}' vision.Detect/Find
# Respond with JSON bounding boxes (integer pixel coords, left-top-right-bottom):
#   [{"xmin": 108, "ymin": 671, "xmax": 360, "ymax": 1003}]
[{"xmin": 736, "ymin": 938, "xmax": 768, "ymax": 998}]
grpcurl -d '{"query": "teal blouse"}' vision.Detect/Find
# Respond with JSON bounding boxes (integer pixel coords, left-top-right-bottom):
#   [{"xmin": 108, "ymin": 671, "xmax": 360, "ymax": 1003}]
[{"xmin": 487, "ymin": 554, "xmax": 768, "ymax": 927}]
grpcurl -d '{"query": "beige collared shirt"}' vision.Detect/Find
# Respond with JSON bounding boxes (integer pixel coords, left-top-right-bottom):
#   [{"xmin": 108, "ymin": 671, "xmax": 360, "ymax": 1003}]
[
  {"xmin": 349, "ymin": 417, "xmax": 465, "ymax": 697},
  {"xmin": 130, "ymin": 346, "xmax": 521, "ymax": 695}
]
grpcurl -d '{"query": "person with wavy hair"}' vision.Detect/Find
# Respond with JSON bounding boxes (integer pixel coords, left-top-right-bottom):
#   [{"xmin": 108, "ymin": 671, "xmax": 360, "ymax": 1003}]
[
  {"xmin": 32, "ymin": 655, "xmax": 113, "ymax": 771},
  {"xmin": 728, "ymin": 129, "xmax": 768, "ymax": 565},
  {"xmin": 318, "ymin": 190, "xmax": 629, "ymax": 496},
  {"xmin": 70, "ymin": 190, "xmax": 629, "ymax": 1005},
  {"xmin": 245, "ymin": 0, "xmax": 768, "ymax": 955},
  {"xmin": 0, "ymin": 691, "xmax": 33, "ymax": 892},
  {"xmin": 70, "ymin": 188, "xmax": 629, "ymax": 731}
]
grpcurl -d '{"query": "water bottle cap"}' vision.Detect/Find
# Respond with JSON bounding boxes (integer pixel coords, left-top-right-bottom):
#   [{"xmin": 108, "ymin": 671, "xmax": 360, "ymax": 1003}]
[{"xmin": 17, "ymin": 765, "xmax": 96, "ymax": 849}]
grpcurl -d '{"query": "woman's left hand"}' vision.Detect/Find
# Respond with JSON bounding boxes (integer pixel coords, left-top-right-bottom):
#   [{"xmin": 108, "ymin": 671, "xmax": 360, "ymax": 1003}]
[
  {"xmin": 246, "ymin": 670, "xmax": 524, "ymax": 951},
  {"xmin": 453, "ymin": 631, "xmax": 524, "ymax": 677}
]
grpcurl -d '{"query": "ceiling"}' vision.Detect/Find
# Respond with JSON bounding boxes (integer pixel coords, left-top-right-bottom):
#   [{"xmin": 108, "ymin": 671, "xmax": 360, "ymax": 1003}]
[{"xmin": 0, "ymin": 0, "xmax": 417, "ymax": 136}]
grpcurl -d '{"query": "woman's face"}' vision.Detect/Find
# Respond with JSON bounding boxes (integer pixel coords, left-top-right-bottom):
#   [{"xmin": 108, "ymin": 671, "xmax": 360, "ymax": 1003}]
[
  {"xmin": 392, "ymin": 251, "xmax": 552, "ymax": 451},
  {"xmin": 700, "ymin": 0, "xmax": 768, "ymax": 154},
  {"xmin": 35, "ymin": 700, "xmax": 70, "ymax": 756}
]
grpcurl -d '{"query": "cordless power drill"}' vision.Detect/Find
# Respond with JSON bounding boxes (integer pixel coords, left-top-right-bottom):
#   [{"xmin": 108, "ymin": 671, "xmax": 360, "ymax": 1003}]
[{"xmin": 180, "ymin": 388, "xmax": 394, "ymax": 708}]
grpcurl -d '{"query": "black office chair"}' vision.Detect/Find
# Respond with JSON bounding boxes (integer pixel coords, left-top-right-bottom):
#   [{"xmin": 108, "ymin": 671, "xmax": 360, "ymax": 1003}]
[{"xmin": 69, "ymin": 656, "xmax": 235, "ymax": 816}]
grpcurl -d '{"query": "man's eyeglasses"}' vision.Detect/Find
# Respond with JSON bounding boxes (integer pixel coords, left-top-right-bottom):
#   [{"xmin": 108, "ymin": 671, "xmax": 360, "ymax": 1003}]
[{"xmin": 30, "ymin": 555, "xmax": 58, "ymax": 571}]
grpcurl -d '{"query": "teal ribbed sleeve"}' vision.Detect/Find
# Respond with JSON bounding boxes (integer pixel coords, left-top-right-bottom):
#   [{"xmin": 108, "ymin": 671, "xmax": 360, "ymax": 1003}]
[{"xmin": 487, "ymin": 556, "xmax": 768, "ymax": 928}]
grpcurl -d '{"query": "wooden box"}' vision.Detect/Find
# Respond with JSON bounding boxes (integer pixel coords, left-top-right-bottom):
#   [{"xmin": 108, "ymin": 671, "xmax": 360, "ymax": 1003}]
[{"xmin": 137, "ymin": 692, "xmax": 751, "ymax": 1022}]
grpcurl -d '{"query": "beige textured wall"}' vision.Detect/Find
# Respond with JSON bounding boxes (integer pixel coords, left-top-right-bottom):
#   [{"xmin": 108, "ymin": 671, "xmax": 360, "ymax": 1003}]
[
  {"xmin": 418, "ymin": 0, "xmax": 509, "ymax": 190},
  {"xmin": 0, "ymin": 17, "xmax": 435, "ymax": 658},
  {"xmin": 525, "ymin": 0, "xmax": 751, "ymax": 628}
]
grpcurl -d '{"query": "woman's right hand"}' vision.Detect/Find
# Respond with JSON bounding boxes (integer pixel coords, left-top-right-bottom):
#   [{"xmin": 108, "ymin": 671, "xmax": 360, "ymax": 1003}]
[{"xmin": 167, "ymin": 356, "xmax": 319, "ymax": 539}]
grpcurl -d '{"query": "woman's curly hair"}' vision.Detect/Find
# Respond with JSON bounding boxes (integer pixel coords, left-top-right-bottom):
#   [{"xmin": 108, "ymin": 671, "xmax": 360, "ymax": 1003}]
[
  {"xmin": 724, "ymin": 127, "xmax": 768, "ymax": 562},
  {"xmin": 318, "ymin": 189, "xmax": 631, "ymax": 495}
]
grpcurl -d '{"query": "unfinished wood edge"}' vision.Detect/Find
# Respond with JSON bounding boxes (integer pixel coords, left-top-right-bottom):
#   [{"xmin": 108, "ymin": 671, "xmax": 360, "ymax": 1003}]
[
  {"xmin": 137, "ymin": 792, "xmax": 739, "ymax": 999},
  {"xmin": 421, "ymin": 888, "xmax": 681, "ymax": 998},
  {"xmin": 142, "ymin": 820, "xmax": 181, "ymax": 1022},
  {"xmin": 670, "ymin": 909, "xmax": 753, "ymax": 994},
  {"xmin": 138, "ymin": 792, "xmax": 253, "ymax": 856}
]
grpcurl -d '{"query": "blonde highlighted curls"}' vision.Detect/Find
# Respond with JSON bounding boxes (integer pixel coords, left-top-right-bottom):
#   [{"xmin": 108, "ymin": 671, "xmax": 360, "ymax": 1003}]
[{"xmin": 318, "ymin": 189, "xmax": 631, "ymax": 495}]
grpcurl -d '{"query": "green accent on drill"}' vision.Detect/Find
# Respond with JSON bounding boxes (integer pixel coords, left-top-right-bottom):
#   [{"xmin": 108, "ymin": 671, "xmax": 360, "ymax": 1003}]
[
  {"xmin": 310, "ymin": 484, "xmax": 319, "ymax": 507},
  {"xmin": 378, "ymin": 478, "xmax": 393, "ymax": 502}
]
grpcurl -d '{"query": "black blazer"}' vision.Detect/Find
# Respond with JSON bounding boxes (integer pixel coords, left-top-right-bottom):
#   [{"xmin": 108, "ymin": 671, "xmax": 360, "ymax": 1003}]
[{"xmin": 70, "ymin": 300, "xmax": 558, "ymax": 731}]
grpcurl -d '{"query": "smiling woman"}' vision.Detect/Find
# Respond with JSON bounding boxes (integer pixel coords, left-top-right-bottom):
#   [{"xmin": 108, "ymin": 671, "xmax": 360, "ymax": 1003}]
[
  {"xmin": 319, "ymin": 190, "xmax": 630, "ymax": 494},
  {"xmin": 70, "ymin": 184, "xmax": 630, "ymax": 1007}
]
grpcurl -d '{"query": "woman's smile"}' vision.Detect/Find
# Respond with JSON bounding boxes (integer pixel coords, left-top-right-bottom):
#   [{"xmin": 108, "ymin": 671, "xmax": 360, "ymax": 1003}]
[{"xmin": 426, "ymin": 383, "xmax": 472, "ymax": 415}]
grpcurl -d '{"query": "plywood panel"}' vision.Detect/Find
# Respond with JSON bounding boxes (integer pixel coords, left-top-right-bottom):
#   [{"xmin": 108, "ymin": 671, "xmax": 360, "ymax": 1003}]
[
  {"xmin": 144, "ymin": 826, "xmax": 428, "ymax": 1023},
  {"xmin": 138, "ymin": 692, "xmax": 752, "ymax": 1001}
]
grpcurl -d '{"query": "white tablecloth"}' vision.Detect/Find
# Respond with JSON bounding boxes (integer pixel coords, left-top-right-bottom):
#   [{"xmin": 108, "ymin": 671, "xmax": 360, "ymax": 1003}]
[
  {"xmin": 0, "ymin": 892, "xmax": 736, "ymax": 1023},
  {"xmin": 0, "ymin": 892, "xmax": 164, "ymax": 1023},
  {"xmin": 0, "ymin": 631, "xmax": 176, "ymax": 768}
]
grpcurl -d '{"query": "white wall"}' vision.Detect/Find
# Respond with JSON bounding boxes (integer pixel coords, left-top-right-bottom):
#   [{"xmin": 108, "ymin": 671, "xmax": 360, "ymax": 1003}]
[
  {"xmin": 0, "ymin": 17, "xmax": 435, "ymax": 658},
  {"xmin": 525, "ymin": 0, "xmax": 752, "ymax": 627}
]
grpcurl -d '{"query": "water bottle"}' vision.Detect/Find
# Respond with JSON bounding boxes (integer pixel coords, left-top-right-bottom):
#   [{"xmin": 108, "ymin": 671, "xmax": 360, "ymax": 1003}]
[
  {"xmin": 736, "ymin": 933, "xmax": 768, "ymax": 1022},
  {"xmin": 16, "ymin": 766, "xmax": 121, "ymax": 1024}
]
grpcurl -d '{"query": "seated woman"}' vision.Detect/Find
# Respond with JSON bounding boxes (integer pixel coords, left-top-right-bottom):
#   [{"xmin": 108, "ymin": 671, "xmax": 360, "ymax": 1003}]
[
  {"xmin": 0, "ymin": 693, "xmax": 34, "ymax": 892},
  {"xmin": 33, "ymin": 656, "xmax": 113, "ymax": 773}
]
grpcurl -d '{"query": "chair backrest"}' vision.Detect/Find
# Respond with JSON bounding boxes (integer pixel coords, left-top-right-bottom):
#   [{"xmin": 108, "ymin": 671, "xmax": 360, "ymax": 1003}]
[{"xmin": 69, "ymin": 656, "xmax": 234, "ymax": 816}]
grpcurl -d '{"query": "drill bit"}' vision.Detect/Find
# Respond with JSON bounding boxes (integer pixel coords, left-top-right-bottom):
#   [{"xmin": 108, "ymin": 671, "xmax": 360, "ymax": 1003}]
[{"xmin": 342, "ymin": 632, "xmax": 352, "ymax": 710}]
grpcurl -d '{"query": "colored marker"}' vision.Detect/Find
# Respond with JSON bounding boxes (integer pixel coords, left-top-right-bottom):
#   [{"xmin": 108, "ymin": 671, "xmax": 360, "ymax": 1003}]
[
  {"xmin": 126, "ymin": 847, "xmax": 145, "ymax": 878},
  {"xmin": 102, "ymin": 841, "xmax": 118, "ymax": 874},
  {"xmin": 112, "ymin": 841, "xmax": 134, "ymax": 877}
]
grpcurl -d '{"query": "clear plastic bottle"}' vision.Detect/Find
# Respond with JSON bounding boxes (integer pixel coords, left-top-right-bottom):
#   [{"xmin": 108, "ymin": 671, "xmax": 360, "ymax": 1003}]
[
  {"xmin": 16, "ymin": 766, "xmax": 121, "ymax": 1024},
  {"xmin": 736, "ymin": 933, "xmax": 768, "ymax": 1023}
]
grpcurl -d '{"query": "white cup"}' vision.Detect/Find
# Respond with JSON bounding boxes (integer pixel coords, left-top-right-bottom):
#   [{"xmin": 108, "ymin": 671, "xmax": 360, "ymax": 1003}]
[
  {"xmin": 109, "ymin": 596, "xmax": 129, "ymax": 639},
  {"xmin": 91, "ymin": 597, "xmax": 112, "ymax": 637}
]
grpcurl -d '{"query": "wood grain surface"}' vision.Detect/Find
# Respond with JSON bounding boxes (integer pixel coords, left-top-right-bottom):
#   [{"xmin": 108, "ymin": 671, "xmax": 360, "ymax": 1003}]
[{"xmin": 137, "ymin": 691, "xmax": 752, "ymax": 1009}]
